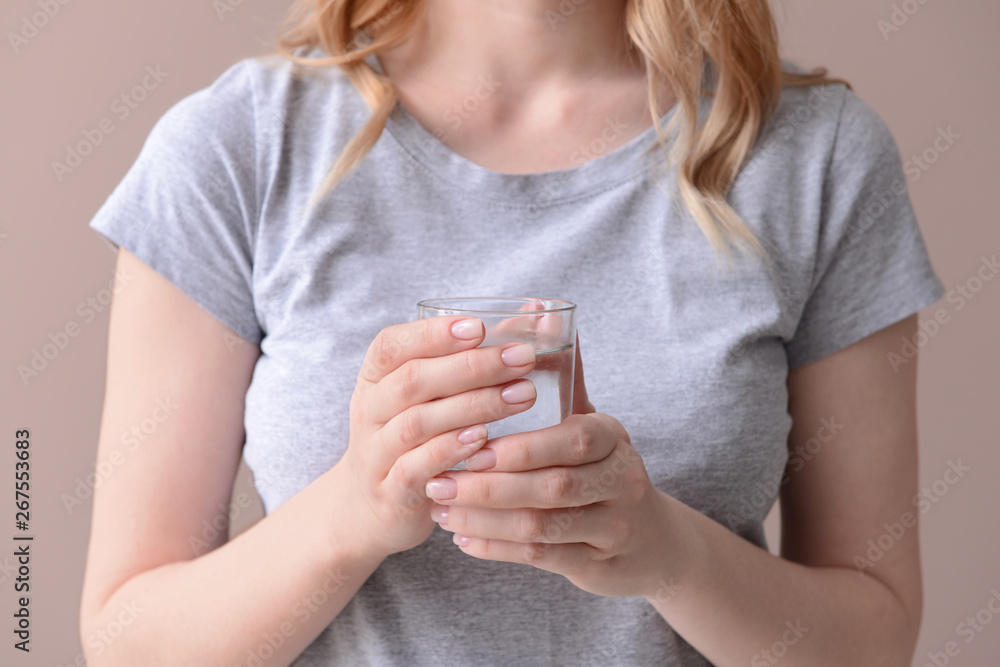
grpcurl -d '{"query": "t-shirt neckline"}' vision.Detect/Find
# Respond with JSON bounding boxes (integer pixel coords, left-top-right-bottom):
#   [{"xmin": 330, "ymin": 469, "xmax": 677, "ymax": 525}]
[{"xmin": 364, "ymin": 52, "xmax": 684, "ymax": 206}]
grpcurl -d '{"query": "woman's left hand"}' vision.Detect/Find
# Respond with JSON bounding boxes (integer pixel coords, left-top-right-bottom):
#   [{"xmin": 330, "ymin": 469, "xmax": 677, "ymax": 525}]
[{"xmin": 424, "ymin": 338, "xmax": 683, "ymax": 599}]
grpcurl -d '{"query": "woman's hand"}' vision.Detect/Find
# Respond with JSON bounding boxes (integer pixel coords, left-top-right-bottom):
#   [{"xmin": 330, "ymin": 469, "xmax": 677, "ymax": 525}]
[
  {"xmin": 337, "ymin": 315, "xmax": 541, "ymax": 559},
  {"xmin": 425, "ymin": 341, "xmax": 680, "ymax": 599}
]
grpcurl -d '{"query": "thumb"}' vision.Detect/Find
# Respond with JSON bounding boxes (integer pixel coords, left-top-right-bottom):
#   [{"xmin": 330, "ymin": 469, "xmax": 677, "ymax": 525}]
[{"xmin": 572, "ymin": 332, "xmax": 596, "ymax": 415}]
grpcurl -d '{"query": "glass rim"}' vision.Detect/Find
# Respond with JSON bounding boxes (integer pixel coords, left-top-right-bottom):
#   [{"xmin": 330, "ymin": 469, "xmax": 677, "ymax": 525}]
[{"xmin": 417, "ymin": 296, "xmax": 577, "ymax": 315}]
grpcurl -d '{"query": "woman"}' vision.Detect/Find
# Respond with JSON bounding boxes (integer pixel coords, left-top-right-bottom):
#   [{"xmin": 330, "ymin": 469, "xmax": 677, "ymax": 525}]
[{"xmin": 79, "ymin": 0, "xmax": 944, "ymax": 665}]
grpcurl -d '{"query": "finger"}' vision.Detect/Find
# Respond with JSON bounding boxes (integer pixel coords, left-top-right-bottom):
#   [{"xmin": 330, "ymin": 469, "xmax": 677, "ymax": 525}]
[
  {"xmin": 493, "ymin": 300, "xmax": 571, "ymax": 351},
  {"xmin": 368, "ymin": 341, "xmax": 537, "ymax": 423},
  {"xmin": 429, "ymin": 458, "xmax": 628, "ymax": 509},
  {"xmin": 449, "ymin": 535, "xmax": 601, "ymax": 575},
  {"xmin": 389, "ymin": 424, "xmax": 490, "ymax": 490},
  {"xmin": 434, "ymin": 503, "xmax": 616, "ymax": 547},
  {"xmin": 376, "ymin": 378, "xmax": 537, "ymax": 463},
  {"xmin": 493, "ymin": 302, "xmax": 543, "ymax": 341},
  {"xmin": 571, "ymin": 332, "xmax": 595, "ymax": 415},
  {"xmin": 535, "ymin": 302, "xmax": 572, "ymax": 351},
  {"xmin": 464, "ymin": 413, "xmax": 616, "ymax": 472},
  {"xmin": 358, "ymin": 316, "xmax": 484, "ymax": 384}
]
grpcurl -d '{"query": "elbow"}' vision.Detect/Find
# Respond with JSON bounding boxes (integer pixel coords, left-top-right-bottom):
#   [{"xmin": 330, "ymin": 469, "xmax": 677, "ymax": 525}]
[
  {"xmin": 895, "ymin": 573, "xmax": 923, "ymax": 666},
  {"xmin": 79, "ymin": 611, "xmax": 106, "ymax": 667},
  {"xmin": 870, "ymin": 577, "xmax": 923, "ymax": 667},
  {"xmin": 79, "ymin": 593, "xmax": 146, "ymax": 667},
  {"xmin": 874, "ymin": 622, "xmax": 922, "ymax": 667},
  {"xmin": 78, "ymin": 591, "xmax": 103, "ymax": 666},
  {"xmin": 896, "ymin": 592, "xmax": 924, "ymax": 667}
]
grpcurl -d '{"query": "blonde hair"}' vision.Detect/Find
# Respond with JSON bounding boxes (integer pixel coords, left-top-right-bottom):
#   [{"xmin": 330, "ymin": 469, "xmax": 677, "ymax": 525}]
[{"xmin": 272, "ymin": 0, "xmax": 848, "ymax": 261}]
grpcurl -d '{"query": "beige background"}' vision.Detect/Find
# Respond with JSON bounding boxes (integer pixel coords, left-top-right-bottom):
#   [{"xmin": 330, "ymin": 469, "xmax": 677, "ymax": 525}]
[{"xmin": 1, "ymin": 0, "xmax": 996, "ymax": 664}]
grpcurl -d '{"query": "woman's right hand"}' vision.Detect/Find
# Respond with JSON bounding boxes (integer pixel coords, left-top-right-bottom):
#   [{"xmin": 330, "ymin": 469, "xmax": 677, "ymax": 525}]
[{"xmin": 337, "ymin": 316, "xmax": 538, "ymax": 558}]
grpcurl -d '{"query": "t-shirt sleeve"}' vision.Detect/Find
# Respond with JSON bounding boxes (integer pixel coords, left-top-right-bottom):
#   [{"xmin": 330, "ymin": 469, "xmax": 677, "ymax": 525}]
[
  {"xmin": 88, "ymin": 59, "xmax": 264, "ymax": 345},
  {"xmin": 784, "ymin": 89, "xmax": 945, "ymax": 368}
]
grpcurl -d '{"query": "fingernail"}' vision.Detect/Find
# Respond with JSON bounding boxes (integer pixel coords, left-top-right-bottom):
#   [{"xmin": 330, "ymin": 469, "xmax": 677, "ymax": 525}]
[
  {"xmin": 464, "ymin": 447, "xmax": 496, "ymax": 471},
  {"xmin": 425, "ymin": 477, "xmax": 457, "ymax": 500},
  {"xmin": 430, "ymin": 504, "xmax": 449, "ymax": 524},
  {"xmin": 501, "ymin": 379, "xmax": 535, "ymax": 404},
  {"xmin": 451, "ymin": 318, "xmax": 482, "ymax": 340},
  {"xmin": 501, "ymin": 343, "xmax": 535, "ymax": 367},
  {"xmin": 454, "ymin": 534, "xmax": 471, "ymax": 547},
  {"xmin": 457, "ymin": 424, "xmax": 488, "ymax": 445}
]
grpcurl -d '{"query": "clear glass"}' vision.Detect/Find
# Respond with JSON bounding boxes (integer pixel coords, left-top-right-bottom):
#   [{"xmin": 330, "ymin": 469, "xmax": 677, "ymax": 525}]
[{"xmin": 417, "ymin": 297, "xmax": 577, "ymax": 469}]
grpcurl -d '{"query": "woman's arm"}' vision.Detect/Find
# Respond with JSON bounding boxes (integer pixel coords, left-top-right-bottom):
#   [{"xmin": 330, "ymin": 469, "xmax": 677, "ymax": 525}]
[
  {"xmin": 80, "ymin": 248, "xmax": 541, "ymax": 666},
  {"xmin": 644, "ymin": 314, "xmax": 923, "ymax": 666},
  {"xmin": 78, "ymin": 249, "xmax": 381, "ymax": 666},
  {"xmin": 433, "ymin": 315, "xmax": 923, "ymax": 666}
]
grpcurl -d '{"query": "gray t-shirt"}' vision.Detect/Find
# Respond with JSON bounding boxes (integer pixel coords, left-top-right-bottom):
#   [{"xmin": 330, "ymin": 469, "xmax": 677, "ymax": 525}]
[{"xmin": 88, "ymin": 47, "xmax": 945, "ymax": 666}]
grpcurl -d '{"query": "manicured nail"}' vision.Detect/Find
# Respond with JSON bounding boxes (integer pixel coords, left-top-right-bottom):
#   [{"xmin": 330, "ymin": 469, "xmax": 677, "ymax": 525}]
[
  {"xmin": 501, "ymin": 343, "xmax": 535, "ymax": 367},
  {"xmin": 451, "ymin": 318, "xmax": 483, "ymax": 340},
  {"xmin": 430, "ymin": 504, "xmax": 449, "ymax": 524},
  {"xmin": 457, "ymin": 424, "xmax": 488, "ymax": 446},
  {"xmin": 425, "ymin": 477, "xmax": 457, "ymax": 500},
  {"xmin": 464, "ymin": 447, "xmax": 497, "ymax": 471},
  {"xmin": 501, "ymin": 379, "xmax": 535, "ymax": 404},
  {"xmin": 454, "ymin": 534, "xmax": 471, "ymax": 547}
]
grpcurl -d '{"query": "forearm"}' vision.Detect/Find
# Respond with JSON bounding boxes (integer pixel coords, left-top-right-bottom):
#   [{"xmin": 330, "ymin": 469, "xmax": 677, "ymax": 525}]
[
  {"xmin": 645, "ymin": 492, "xmax": 917, "ymax": 667},
  {"xmin": 82, "ymin": 463, "xmax": 382, "ymax": 667}
]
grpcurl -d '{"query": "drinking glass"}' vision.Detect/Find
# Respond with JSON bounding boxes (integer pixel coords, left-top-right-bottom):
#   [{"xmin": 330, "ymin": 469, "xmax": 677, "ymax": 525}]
[{"xmin": 417, "ymin": 297, "xmax": 577, "ymax": 469}]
